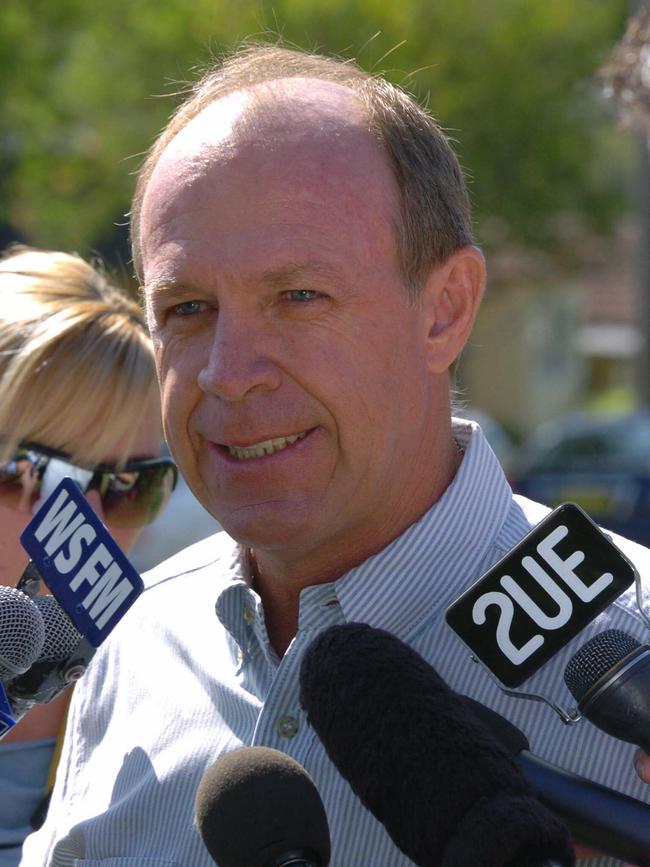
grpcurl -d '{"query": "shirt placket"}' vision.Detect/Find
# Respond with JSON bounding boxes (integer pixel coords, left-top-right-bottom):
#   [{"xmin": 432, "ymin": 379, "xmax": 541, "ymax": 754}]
[{"xmin": 250, "ymin": 583, "xmax": 345, "ymax": 768}]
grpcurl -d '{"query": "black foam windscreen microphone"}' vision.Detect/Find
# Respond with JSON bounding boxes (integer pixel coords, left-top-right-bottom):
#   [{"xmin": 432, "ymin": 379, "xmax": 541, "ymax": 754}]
[
  {"xmin": 564, "ymin": 628, "xmax": 650, "ymax": 754},
  {"xmin": 299, "ymin": 623, "xmax": 574, "ymax": 867},
  {"xmin": 0, "ymin": 585, "xmax": 45, "ymax": 682},
  {"xmin": 195, "ymin": 746, "xmax": 331, "ymax": 867}
]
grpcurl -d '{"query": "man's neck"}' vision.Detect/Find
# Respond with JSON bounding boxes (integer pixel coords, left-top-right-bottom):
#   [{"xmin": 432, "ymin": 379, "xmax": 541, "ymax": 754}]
[{"xmin": 247, "ymin": 434, "xmax": 463, "ymax": 656}]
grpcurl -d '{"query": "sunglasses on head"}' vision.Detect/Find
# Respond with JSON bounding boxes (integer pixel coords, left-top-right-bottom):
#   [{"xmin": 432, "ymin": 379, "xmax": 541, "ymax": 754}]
[{"xmin": 0, "ymin": 442, "xmax": 178, "ymax": 528}]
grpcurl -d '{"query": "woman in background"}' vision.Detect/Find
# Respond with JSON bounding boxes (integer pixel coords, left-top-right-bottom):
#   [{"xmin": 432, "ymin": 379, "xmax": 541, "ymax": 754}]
[{"xmin": 0, "ymin": 246, "xmax": 176, "ymax": 865}]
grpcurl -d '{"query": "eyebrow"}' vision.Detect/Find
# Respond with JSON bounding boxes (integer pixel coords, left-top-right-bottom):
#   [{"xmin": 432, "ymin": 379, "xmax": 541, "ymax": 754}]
[{"xmin": 142, "ymin": 277, "xmax": 189, "ymax": 296}]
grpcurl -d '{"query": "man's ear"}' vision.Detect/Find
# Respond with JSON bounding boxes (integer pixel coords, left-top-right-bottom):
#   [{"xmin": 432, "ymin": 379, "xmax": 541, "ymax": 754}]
[{"xmin": 421, "ymin": 245, "xmax": 486, "ymax": 374}]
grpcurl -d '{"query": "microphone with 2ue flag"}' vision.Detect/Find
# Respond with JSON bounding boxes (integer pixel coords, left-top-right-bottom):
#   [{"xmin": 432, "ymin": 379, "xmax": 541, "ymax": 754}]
[{"xmin": 293, "ymin": 504, "xmax": 650, "ymax": 866}]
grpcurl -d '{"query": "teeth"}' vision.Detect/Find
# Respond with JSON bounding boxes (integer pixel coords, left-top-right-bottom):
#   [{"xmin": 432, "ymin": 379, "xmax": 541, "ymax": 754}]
[{"xmin": 227, "ymin": 432, "xmax": 307, "ymax": 460}]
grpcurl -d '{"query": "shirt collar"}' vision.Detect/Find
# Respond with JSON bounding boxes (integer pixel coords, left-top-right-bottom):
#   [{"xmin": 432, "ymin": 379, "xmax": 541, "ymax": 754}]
[{"xmin": 214, "ymin": 543, "xmax": 254, "ymax": 649}]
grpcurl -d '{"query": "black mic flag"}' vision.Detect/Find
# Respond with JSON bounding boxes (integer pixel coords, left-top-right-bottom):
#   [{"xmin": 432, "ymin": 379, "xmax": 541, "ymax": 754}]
[{"xmin": 299, "ymin": 622, "xmax": 574, "ymax": 867}]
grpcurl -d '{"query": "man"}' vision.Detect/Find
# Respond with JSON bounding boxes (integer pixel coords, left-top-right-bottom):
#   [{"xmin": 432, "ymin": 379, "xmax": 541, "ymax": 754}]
[{"xmin": 21, "ymin": 45, "xmax": 650, "ymax": 866}]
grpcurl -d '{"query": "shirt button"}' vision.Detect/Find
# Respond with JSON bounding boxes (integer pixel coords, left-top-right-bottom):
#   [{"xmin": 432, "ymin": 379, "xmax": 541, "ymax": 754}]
[
  {"xmin": 243, "ymin": 603, "xmax": 254, "ymax": 625},
  {"xmin": 276, "ymin": 715, "xmax": 299, "ymax": 738}
]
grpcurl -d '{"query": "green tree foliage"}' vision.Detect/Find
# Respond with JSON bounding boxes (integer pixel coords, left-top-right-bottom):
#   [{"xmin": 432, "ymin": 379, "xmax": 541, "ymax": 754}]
[{"xmin": 0, "ymin": 0, "xmax": 633, "ymax": 268}]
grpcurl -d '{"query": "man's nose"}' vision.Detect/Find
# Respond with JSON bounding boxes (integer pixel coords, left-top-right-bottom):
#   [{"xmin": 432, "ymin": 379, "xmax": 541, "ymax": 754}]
[{"xmin": 197, "ymin": 314, "xmax": 282, "ymax": 402}]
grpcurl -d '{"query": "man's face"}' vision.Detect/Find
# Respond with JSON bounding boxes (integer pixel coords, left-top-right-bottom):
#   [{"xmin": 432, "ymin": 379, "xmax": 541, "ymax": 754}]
[{"xmin": 140, "ymin": 83, "xmax": 447, "ymax": 567}]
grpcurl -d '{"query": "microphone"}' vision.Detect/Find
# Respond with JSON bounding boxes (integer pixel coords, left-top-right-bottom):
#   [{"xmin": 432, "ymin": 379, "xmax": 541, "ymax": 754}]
[
  {"xmin": 195, "ymin": 746, "xmax": 331, "ymax": 867},
  {"xmin": 445, "ymin": 502, "xmax": 638, "ymax": 689},
  {"xmin": 0, "ymin": 476, "xmax": 145, "ymax": 734},
  {"xmin": 299, "ymin": 622, "xmax": 574, "ymax": 867},
  {"xmin": 19, "ymin": 477, "xmax": 144, "ymax": 647},
  {"xmin": 564, "ymin": 628, "xmax": 650, "ymax": 753},
  {"xmin": 0, "ymin": 585, "xmax": 45, "ymax": 682},
  {"xmin": 463, "ymin": 696, "xmax": 650, "ymax": 867},
  {"xmin": 0, "ymin": 585, "xmax": 46, "ymax": 736},
  {"xmin": 5, "ymin": 593, "xmax": 88, "ymax": 721}
]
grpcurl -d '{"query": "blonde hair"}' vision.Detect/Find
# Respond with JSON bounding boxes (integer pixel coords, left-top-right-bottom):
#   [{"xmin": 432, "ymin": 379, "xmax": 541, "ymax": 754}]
[
  {"xmin": 131, "ymin": 43, "xmax": 473, "ymax": 299},
  {"xmin": 0, "ymin": 246, "xmax": 158, "ymax": 467}
]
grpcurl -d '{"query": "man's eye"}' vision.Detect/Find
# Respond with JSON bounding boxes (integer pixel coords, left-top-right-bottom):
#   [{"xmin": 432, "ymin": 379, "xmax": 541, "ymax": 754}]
[
  {"xmin": 285, "ymin": 289, "xmax": 320, "ymax": 302},
  {"xmin": 172, "ymin": 300, "xmax": 204, "ymax": 316}
]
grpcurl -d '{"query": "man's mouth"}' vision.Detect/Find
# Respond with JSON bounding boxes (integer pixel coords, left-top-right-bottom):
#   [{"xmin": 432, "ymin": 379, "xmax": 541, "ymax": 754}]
[{"xmin": 225, "ymin": 431, "xmax": 308, "ymax": 461}]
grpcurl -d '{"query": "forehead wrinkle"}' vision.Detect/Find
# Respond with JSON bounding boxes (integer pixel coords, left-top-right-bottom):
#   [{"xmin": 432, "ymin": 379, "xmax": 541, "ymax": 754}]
[{"xmin": 262, "ymin": 260, "xmax": 342, "ymax": 285}]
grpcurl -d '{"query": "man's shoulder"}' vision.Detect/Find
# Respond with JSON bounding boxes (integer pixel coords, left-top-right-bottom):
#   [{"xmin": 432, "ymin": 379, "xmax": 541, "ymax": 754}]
[
  {"xmin": 510, "ymin": 493, "xmax": 650, "ymax": 564},
  {"xmin": 124, "ymin": 529, "xmax": 241, "ymax": 620},
  {"xmin": 491, "ymin": 493, "xmax": 551, "ymax": 554},
  {"xmin": 139, "ymin": 529, "xmax": 236, "ymax": 588},
  {"xmin": 605, "ymin": 527, "xmax": 650, "ymax": 569},
  {"xmin": 91, "ymin": 530, "xmax": 239, "ymax": 661},
  {"xmin": 511, "ymin": 493, "xmax": 552, "ymax": 524},
  {"xmin": 510, "ymin": 493, "xmax": 650, "ymax": 622}
]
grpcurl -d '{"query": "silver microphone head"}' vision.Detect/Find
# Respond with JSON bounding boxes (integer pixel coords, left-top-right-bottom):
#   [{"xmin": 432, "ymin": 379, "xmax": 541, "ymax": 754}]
[
  {"xmin": 564, "ymin": 629, "xmax": 642, "ymax": 705},
  {"xmin": 32, "ymin": 595, "xmax": 82, "ymax": 661},
  {"xmin": 0, "ymin": 586, "xmax": 46, "ymax": 680},
  {"xmin": 6, "ymin": 595, "xmax": 88, "ymax": 717}
]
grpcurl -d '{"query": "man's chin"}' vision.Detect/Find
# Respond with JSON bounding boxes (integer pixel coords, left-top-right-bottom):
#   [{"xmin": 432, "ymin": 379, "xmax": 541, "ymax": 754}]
[{"xmin": 218, "ymin": 501, "xmax": 320, "ymax": 552}]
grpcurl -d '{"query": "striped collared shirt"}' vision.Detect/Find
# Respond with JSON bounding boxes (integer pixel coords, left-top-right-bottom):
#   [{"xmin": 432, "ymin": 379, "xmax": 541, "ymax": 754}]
[{"xmin": 21, "ymin": 419, "xmax": 650, "ymax": 867}]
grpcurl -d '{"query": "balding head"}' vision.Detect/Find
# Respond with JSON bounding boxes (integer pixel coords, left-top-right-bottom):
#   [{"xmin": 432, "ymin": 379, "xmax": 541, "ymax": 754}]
[
  {"xmin": 131, "ymin": 44, "xmax": 473, "ymax": 297},
  {"xmin": 139, "ymin": 78, "xmax": 401, "ymax": 284},
  {"xmin": 141, "ymin": 76, "xmax": 374, "ymax": 196}
]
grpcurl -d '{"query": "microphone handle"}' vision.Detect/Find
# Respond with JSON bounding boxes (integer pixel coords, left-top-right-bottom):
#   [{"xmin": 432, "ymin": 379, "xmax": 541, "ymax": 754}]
[
  {"xmin": 271, "ymin": 861, "xmax": 318, "ymax": 867},
  {"xmin": 518, "ymin": 751, "xmax": 650, "ymax": 867},
  {"xmin": 7, "ymin": 636, "xmax": 95, "ymax": 708},
  {"xmin": 263, "ymin": 848, "xmax": 323, "ymax": 867}
]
